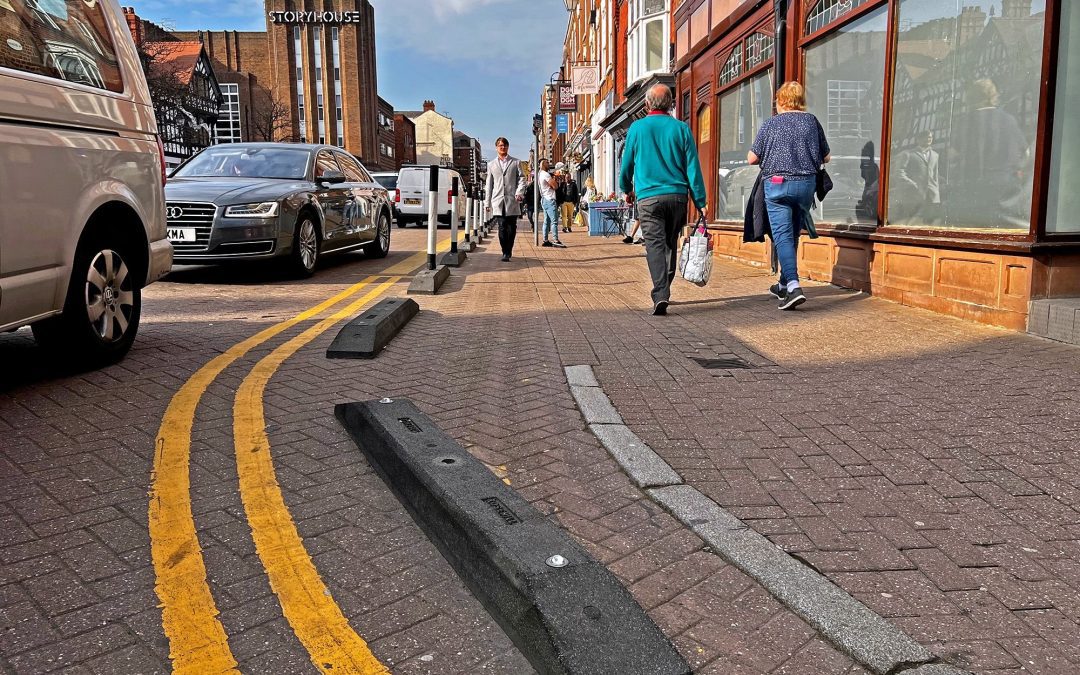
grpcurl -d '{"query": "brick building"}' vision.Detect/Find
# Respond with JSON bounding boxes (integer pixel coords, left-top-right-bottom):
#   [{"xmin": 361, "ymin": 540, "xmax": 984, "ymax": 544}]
[
  {"xmin": 136, "ymin": 0, "xmax": 381, "ymax": 166},
  {"xmin": 452, "ymin": 131, "xmax": 483, "ymax": 189},
  {"xmin": 393, "ymin": 113, "xmax": 417, "ymax": 169},
  {"xmin": 375, "ymin": 96, "xmax": 396, "ymax": 171}
]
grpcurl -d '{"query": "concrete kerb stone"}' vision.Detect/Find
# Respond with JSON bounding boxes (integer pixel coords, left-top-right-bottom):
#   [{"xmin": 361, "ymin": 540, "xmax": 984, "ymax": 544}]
[
  {"xmin": 568, "ymin": 385, "xmax": 621, "ymax": 425},
  {"xmin": 646, "ymin": 485, "xmax": 960, "ymax": 675},
  {"xmin": 589, "ymin": 424, "xmax": 682, "ymax": 489},
  {"xmin": 564, "ymin": 365, "xmax": 599, "ymax": 387},
  {"xmin": 564, "ymin": 365, "xmax": 971, "ymax": 675}
]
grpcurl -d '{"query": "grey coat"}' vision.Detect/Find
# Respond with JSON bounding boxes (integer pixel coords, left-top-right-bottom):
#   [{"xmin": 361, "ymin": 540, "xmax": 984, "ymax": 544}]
[{"xmin": 485, "ymin": 156, "xmax": 526, "ymax": 217}]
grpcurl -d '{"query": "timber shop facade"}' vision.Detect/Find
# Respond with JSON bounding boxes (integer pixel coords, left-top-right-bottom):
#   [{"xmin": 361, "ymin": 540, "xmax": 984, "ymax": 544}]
[{"xmin": 673, "ymin": 0, "xmax": 1080, "ymax": 338}]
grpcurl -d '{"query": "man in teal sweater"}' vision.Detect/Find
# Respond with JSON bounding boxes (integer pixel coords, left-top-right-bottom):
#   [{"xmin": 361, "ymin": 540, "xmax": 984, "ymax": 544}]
[{"xmin": 620, "ymin": 83, "xmax": 708, "ymax": 315}]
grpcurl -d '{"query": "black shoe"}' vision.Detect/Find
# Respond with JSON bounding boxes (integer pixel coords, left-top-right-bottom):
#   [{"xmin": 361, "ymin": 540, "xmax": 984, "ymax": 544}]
[
  {"xmin": 542, "ymin": 241, "xmax": 554, "ymax": 247},
  {"xmin": 553, "ymin": 241, "xmax": 567, "ymax": 248},
  {"xmin": 778, "ymin": 287, "xmax": 806, "ymax": 310},
  {"xmin": 622, "ymin": 236, "xmax": 634, "ymax": 244},
  {"xmin": 652, "ymin": 300, "xmax": 668, "ymax": 316},
  {"xmin": 769, "ymin": 283, "xmax": 787, "ymax": 299},
  {"xmin": 500, "ymin": 254, "xmax": 510, "ymax": 262}
]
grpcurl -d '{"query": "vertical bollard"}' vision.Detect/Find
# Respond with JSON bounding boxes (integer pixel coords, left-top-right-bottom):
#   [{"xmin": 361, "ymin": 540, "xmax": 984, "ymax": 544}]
[
  {"xmin": 464, "ymin": 185, "xmax": 472, "ymax": 246},
  {"xmin": 450, "ymin": 176, "xmax": 460, "ymax": 255},
  {"xmin": 427, "ymin": 164, "xmax": 438, "ymax": 271},
  {"xmin": 473, "ymin": 199, "xmax": 480, "ymax": 241}
]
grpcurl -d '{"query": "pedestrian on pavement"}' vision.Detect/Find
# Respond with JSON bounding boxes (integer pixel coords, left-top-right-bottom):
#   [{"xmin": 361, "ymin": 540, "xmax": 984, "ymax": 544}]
[
  {"xmin": 619, "ymin": 83, "xmax": 707, "ymax": 316},
  {"xmin": 484, "ymin": 137, "xmax": 527, "ymax": 262},
  {"xmin": 747, "ymin": 81, "xmax": 831, "ymax": 310},
  {"xmin": 537, "ymin": 159, "xmax": 566, "ymax": 248},
  {"xmin": 523, "ymin": 174, "xmax": 536, "ymax": 228},
  {"xmin": 558, "ymin": 170, "xmax": 580, "ymax": 233}
]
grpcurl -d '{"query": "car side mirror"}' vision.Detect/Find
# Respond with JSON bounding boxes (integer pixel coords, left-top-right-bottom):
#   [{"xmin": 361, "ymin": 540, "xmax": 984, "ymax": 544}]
[{"xmin": 319, "ymin": 170, "xmax": 347, "ymax": 185}]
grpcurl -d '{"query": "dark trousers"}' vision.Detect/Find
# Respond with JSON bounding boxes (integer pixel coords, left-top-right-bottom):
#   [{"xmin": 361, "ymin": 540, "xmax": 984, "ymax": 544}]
[
  {"xmin": 637, "ymin": 194, "xmax": 688, "ymax": 305},
  {"xmin": 496, "ymin": 216, "xmax": 518, "ymax": 257}
]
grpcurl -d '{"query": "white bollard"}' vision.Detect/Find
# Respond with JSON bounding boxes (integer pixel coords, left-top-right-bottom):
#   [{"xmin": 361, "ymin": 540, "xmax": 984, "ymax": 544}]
[
  {"xmin": 426, "ymin": 164, "xmax": 438, "ymax": 270},
  {"xmin": 450, "ymin": 176, "xmax": 460, "ymax": 255}
]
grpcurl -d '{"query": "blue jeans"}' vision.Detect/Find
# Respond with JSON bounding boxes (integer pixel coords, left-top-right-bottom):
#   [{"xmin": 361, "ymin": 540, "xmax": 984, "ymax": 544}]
[
  {"xmin": 763, "ymin": 176, "xmax": 815, "ymax": 287},
  {"xmin": 541, "ymin": 198, "xmax": 560, "ymax": 242}
]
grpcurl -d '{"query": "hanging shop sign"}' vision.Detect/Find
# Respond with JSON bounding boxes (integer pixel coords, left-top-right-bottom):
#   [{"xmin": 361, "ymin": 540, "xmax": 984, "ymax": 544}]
[
  {"xmin": 557, "ymin": 82, "xmax": 577, "ymax": 112},
  {"xmin": 571, "ymin": 64, "xmax": 600, "ymax": 95},
  {"xmin": 556, "ymin": 114, "xmax": 569, "ymax": 134}
]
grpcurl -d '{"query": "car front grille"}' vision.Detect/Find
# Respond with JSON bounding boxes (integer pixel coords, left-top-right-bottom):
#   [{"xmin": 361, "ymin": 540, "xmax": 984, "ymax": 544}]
[{"xmin": 166, "ymin": 202, "xmax": 215, "ymax": 253}]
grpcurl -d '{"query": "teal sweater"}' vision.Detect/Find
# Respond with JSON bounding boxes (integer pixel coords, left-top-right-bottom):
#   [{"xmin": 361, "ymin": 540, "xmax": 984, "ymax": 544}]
[{"xmin": 619, "ymin": 113, "xmax": 707, "ymax": 207}]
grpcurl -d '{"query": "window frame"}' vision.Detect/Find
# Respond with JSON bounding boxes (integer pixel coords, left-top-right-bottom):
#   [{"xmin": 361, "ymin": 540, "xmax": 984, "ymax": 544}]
[{"xmin": 627, "ymin": 0, "xmax": 670, "ymax": 86}]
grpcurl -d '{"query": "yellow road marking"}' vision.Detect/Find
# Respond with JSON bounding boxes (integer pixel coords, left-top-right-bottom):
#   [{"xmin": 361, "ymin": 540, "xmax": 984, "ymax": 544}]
[
  {"xmin": 151, "ymin": 241, "xmax": 447, "ymax": 673},
  {"xmin": 233, "ymin": 279, "xmax": 397, "ymax": 675},
  {"xmin": 230, "ymin": 244, "xmax": 450, "ymax": 674}
]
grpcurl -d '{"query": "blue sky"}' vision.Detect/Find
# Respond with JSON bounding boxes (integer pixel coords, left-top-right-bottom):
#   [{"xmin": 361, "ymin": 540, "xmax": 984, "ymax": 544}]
[{"xmin": 135, "ymin": 0, "xmax": 568, "ymax": 165}]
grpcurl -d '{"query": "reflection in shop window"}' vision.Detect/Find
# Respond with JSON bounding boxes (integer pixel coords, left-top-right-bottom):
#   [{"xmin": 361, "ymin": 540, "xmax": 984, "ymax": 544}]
[
  {"xmin": 805, "ymin": 0, "xmax": 872, "ymax": 34},
  {"xmin": 804, "ymin": 7, "xmax": 886, "ymax": 225},
  {"xmin": 887, "ymin": 0, "xmax": 1045, "ymax": 231},
  {"xmin": 716, "ymin": 70, "xmax": 772, "ymax": 220},
  {"xmin": 1048, "ymin": 0, "xmax": 1080, "ymax": 233}
]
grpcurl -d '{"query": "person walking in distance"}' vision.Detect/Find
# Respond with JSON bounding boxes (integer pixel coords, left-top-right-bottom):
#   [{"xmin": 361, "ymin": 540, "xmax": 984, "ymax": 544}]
[
  {"xmin": 558, "ymin": 169, "xmax": 580, "ymax": 233},
  {"xmin": 537, "ymin": 159, "xmax": 566, "ymax": 248},
  {"xmin": 484, "ymin": 137, "xmax": 527, "ymax": 262},
  {"xmin": 619, "ymin": 83, "xmax": 707, "ymax": 315},
  {"xmin": 747, "ymin": 81, "xmax": 831, "ymax": 310}
]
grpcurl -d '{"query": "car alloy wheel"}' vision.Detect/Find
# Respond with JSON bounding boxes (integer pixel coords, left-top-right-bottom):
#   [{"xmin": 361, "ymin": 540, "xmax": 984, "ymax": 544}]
[{"xmin": 84, "ymin": 249, "xmax": 135, "ymax": 343}]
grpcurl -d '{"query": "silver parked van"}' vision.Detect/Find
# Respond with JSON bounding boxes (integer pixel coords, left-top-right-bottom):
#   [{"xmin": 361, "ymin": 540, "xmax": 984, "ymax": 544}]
[{"xmin": 0, "ymin": 0, "xmax": 172, "ymax": 364}]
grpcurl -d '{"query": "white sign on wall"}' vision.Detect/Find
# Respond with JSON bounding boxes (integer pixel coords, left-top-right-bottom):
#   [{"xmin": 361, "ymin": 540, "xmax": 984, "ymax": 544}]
[{"xmin": 572, "ymin": 64, "xmax": 600, "ymax": 95}]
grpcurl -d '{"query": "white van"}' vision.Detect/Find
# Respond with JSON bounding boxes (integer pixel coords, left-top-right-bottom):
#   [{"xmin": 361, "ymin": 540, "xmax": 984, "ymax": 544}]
[
  {"xmin": 0, "ymin": 0, "xmax": 172, "ymax": 365},
  {"xmin": 396, "ymin": 165, "xmax": 468, "ymax": 227}
]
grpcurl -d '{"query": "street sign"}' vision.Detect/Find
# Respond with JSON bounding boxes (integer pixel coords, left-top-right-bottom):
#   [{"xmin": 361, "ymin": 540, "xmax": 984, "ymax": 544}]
[
  {"xmin": 571, "ymin": 64, "xmax": 600, "ymax": 95},
  {"xmin": 557, "ymin": 82, "xmax": 576, "ymax": 112},
  {"xmin": 556, "ymin": 114, "xmax": 569, "ymax": 134}
]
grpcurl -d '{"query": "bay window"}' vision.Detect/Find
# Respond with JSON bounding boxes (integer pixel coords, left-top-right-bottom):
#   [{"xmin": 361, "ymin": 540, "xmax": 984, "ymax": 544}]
[{"xmin": 627, "ymin": 0, "xmax": 669, "ymax": 85}]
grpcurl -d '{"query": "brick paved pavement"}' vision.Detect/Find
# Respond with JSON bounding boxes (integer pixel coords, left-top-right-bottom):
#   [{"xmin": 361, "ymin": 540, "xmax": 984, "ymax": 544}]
[
  {"xmin": 1, "ymin": 240, "xmax": 529, "ymax": 674},
  {"xmin": 6, "ymin": 220, "xmax": 1076, "ymax": 673}
]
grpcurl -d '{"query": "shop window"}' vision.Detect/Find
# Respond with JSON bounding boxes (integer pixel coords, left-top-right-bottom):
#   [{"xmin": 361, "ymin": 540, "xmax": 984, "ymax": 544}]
[
  {"xmin": 716, "ymin": 69, "xmax": 773, "ymax": 220},
  {"xmin": 804, "ymin": 7, "xmax": 887, "ymax": 225},
  {"xmin": 886, "ymin": 0, "xmax": 1044, "ymax": 231},
  {"xmin": 805, "ymin": 0, "xmax": 873, "ymax": 35},
  {"xmin": 1048, "ymin": 1, "xmax": 1080, "ymax": 233},
  {"xmin": 718, "ymin": 48, "xmax": 742, "ymax": 88},
  {"xmin": 697, "ymin": 105, "xmax": 711, "ymax": 145}
]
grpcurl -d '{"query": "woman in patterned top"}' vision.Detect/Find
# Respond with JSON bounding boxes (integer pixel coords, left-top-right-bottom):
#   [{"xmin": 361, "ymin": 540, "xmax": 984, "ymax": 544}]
[{"xmin": 748, "ymin": 81, "xmax": 831, "ymax": 310}]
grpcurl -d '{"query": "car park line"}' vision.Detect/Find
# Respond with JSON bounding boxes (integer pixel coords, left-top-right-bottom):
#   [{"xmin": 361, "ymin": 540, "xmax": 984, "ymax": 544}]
[
  {"xmin": 232, "ymin": 278, "xmax": 399, "ymax": 675},
  {"xmin": 150, "ymin": 243, "xmax": 445, "ymax": 673}
]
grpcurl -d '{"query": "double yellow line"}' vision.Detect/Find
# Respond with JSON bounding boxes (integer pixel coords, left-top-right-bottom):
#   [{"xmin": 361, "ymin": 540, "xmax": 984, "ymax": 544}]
[{"xmin": 150, "ymin": 244, "xmax": 447, "ymax": 673}]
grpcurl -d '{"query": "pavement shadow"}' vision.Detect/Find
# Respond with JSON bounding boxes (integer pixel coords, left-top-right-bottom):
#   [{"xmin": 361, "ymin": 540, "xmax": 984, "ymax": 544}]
[{"xmin": 163, "ymin": 249, "xmax": 400, "ymax": 286}]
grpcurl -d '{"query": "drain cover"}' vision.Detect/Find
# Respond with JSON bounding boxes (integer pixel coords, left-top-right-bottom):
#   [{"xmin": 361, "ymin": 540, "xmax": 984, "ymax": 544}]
[{"xmin": 691, "ymin": 356, "xmax": 752, "ymax": 370}]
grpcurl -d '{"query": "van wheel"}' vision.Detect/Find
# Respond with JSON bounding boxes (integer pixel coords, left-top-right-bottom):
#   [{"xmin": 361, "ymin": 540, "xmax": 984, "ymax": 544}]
[
  {"xmin": 289, "ymin": 215, "xmax": 320, "ymax": 277},
  {"xmin": 367, "ymin": 212, "xmax": 391, "ymax": 258},
  {"xmin": 33, "ymin": 243, "xmax": 141, "ymax": 365}
]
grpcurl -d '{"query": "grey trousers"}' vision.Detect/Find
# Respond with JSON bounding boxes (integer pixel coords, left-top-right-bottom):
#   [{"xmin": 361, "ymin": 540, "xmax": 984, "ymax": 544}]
[{"xmin": 637, "ymin": 194, "xmax": 688, "ymax": 305}]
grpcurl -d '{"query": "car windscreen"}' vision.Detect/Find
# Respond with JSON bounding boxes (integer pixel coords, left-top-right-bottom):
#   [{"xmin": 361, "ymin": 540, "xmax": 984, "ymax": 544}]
[
  {"xmin": 373, "ymin": 175, "xmax": 397, "ymax": 189},
  {"xmin": 172, "ymin": 147, "xmax": 311, "ymax": 180}
]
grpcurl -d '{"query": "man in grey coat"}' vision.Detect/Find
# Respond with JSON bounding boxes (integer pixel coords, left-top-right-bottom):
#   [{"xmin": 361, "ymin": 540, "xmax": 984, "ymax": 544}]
[{"xmin": 485, "ymin": 137, "xmax": 527, "ymax": 262}]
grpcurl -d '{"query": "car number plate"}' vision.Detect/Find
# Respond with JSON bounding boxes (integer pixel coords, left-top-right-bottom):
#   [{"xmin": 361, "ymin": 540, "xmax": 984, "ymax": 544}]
[
  {"xmin": 168, "ymin": 228, "xmax": 197, "ymax": 242},
  {"xmin": 404, "ymin": 198, "xmax": 421, "ymax": 205}
]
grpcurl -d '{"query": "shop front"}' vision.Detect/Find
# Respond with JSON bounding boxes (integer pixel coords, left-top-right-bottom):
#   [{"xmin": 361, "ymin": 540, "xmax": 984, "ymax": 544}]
[{"xmin": 674, "ymin": 0, "xmax": 1080, "ymax": 332}]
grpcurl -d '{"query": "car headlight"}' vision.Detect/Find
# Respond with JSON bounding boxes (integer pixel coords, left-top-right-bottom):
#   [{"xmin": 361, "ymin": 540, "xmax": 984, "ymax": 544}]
[{"xmin": 224, "ymin": 202, "xmax": 279, "ymax": 218}]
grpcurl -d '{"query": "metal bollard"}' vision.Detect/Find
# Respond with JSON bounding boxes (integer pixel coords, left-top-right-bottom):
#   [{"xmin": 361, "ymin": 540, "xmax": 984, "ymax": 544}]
[
  {"xmin": 450, "ymin": 176, "xmax": 460, "ymax": 255},
  {"xmin": 426, "ymin": 164, "xmax": 438, "ymax": 270}
]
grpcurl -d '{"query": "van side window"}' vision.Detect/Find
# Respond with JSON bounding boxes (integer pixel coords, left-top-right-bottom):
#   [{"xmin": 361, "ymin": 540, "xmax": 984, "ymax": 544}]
[{"xmin": 1, "ymin": 0, "xmax": 124, "ymax": 92}]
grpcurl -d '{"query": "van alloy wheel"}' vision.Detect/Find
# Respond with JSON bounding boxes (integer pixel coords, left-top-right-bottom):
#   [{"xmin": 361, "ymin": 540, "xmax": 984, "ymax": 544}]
[{"xmin": 84, "ymin": 249, "xmax": 135, "ymax": 343}]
